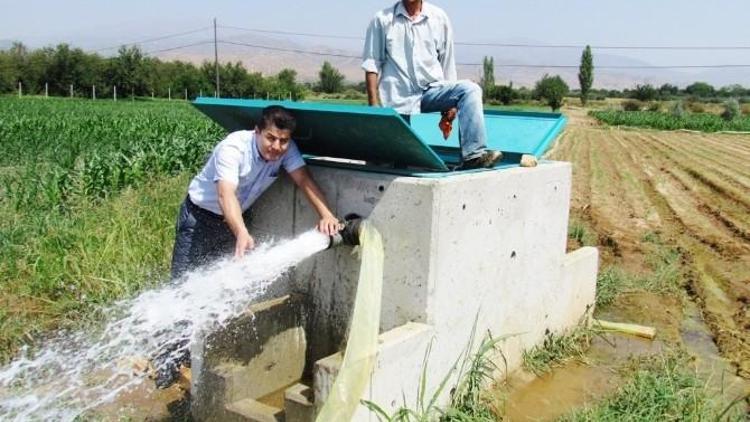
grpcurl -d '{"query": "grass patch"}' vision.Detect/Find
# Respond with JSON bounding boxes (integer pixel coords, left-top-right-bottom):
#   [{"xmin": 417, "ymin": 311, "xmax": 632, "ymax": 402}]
[
  {"xmin": 558, "ymin": 352, "xmax": 748, "ymax": 421},
  {"xmin": 522, "ymin": 327, "xmax": 593, "ymax": 376},
  {"xmin": 363, "ymin": 328, "xmax": 506, "ymax": 421},
  {"xmin": 594, "ymin": 232, "xmax": 685, "ymax": 308},
  {"xmin": 0, "ymin": 174, "xmax": 188, "ymax": 362},
  {"xmin": 568, "ymin": 218, "xmax": 597, "ymax": 247}
]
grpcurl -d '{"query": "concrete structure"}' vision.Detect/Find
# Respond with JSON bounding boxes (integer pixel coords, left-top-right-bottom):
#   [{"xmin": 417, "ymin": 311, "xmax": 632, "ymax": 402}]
[{"xmin": 191, "ymin": 160, "xmax": 598, "ymax": 421}]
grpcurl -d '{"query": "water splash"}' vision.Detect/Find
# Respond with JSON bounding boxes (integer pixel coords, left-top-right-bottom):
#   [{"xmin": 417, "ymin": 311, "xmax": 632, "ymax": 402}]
[{"xmin": 0, "ymin": 230, "xmax": 330, "ymax": 421}]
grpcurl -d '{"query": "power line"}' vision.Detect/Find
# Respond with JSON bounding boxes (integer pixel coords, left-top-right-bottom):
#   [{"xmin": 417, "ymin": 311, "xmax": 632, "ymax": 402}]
[
  {"xmin": 217, "ymin": 40, "xmax": 750, "ymax": 69},
  {"xmin": 219, "ymin": 25, "xmax": 362, "ymax": 41},
  {"xmin": 219, "ymin": 23, "xmax": 750, "ymax": 51},
  {"xmin": 455, "ymin": 42, "xmax": 750, "ymax": 50},
  {"xmin": 143, "ymin": 40, "xmax": 215, "ymax": 56},
  {"xmin": 92, "ymin": 27, "xmax": 212, "ymax": 52},
  {"xmin": 219, "ymin": 40, "xmax": 360, "ymax": 59},
  {"xmin": 458, "ymin": 63, "xmax": 750, "ymax": 69}
]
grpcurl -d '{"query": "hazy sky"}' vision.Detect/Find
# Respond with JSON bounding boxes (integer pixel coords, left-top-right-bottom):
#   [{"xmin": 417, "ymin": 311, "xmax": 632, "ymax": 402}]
[{"xmin": 1, "ymin": 0, "xmax": 748, "ymax": 68}]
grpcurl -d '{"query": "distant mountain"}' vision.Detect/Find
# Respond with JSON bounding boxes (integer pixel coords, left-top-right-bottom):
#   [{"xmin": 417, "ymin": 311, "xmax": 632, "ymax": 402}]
[{"xmin": 156, "ymin": 34, "xmax": 750, "ymax": 89}]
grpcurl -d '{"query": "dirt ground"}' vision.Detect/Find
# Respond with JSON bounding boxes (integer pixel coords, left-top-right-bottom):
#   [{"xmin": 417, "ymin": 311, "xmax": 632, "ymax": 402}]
[
  {"xmin": 551, "ymin": 106, "xmax": 750, "ymax": 377},
  {"xmin": 487, "ymin": 106, "xmax": 748, "ymax": 420}
]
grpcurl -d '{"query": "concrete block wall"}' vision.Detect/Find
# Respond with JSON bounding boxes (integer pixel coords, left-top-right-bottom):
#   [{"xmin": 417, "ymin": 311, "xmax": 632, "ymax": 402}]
[{"xmin": 196, "ymin": 161, "xmax": 598, "ymax": 421}]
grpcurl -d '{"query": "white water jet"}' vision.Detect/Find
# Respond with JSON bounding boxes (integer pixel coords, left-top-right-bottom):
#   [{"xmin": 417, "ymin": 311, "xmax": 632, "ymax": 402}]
[{"xmin": 0, "ymin": 230, "xmax": 330, "ymax": 421}]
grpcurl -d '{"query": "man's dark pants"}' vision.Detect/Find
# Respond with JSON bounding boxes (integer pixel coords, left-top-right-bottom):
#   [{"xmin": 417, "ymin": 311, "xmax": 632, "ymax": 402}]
[{"xmin": 170, "ymin": 196, "xmax": 252, "ymax": 279}]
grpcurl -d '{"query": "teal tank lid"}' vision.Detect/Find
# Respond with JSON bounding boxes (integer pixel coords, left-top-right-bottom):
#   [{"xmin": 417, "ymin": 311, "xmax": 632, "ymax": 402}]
[{"xmin": 192, "ymin": 98, "xmax": 566, "ymax": 174}]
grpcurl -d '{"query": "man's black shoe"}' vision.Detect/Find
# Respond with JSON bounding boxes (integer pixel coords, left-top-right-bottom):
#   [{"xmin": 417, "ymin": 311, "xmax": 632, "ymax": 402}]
[{"xmin": 457, "ymin": 150, "xmax": 503, "ymax": 170}]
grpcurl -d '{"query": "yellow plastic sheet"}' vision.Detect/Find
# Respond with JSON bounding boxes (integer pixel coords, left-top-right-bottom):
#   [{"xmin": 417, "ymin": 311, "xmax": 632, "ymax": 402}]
[{"xmin": 316, "ymin": 222, "xmax": 384, "ymax": 421}]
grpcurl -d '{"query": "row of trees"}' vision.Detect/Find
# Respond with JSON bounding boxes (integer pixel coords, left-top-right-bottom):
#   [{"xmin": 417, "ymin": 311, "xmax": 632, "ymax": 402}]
[
  {"xmin": 0, "ymin": 42, "xmax": 354, "ymax": 100},
  {"xmin": 480, "ymin": 46, "xmax": 749, "ymax": 108},
  {"xmin": 3, "ymin": 41, "xmax": 748, "ymax": 109}
]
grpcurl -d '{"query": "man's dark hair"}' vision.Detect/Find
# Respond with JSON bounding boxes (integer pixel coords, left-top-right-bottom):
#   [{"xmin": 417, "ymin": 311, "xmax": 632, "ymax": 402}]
[{"xmin": 257, "ymin": 105, "xmax": 296, "ymax": 132}]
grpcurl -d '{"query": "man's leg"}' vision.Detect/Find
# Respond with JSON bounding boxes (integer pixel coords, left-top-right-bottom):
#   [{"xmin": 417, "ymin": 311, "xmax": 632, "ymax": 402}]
[
  {"xmin": 421, "ymin": 80, "xmax": 488, "ymax": 160},
  {"xmin": 170, "ymin": 198, "xmax": 238, "ymax": 280}
]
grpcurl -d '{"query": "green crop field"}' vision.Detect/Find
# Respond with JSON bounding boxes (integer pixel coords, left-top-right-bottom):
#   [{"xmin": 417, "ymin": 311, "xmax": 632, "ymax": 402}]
[
  {"xmin": 0, "ymin": 97, "xmax": 225, "ymax": 361},
  {"xmin": 590, "ymin": 109, "xmax": 750, "ymax": 132}
]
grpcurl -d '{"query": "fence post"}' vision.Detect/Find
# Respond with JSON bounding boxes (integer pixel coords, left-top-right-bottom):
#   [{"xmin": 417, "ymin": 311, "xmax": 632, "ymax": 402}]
[
  {"xmin": 185, "ymin": 89, "xmax": 188, "ymax": 101},
  {"xmin": 93, "ymin": 85, "xmax": 96, "ymax": 100},
  {"xmin": 18, "ymin": 81, "xmax": 22, "ymax": 98},
  {"xmin": 168, "ymin": 87, "xmax": 172, "ymax": 101},
  {"xmin": 70, "ymin": 84, "xmax": 74, "ymax": 98},
  {"xmin": 152, "ymin": 91, "xmax": 154, "ymax": 100},
  {"xmin": 114, "ymin": 86, "xmax": 117, "ymax": 102},
  {"xmin": 45, "ymin": 82, "xmax": 48, "ymax": 98}
]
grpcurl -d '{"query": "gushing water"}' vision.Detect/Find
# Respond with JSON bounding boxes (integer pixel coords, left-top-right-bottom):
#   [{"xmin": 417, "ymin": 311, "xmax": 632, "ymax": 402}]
[{"xmin": 0, "ymin": 230, "xmax": 330, "ymax": 421}]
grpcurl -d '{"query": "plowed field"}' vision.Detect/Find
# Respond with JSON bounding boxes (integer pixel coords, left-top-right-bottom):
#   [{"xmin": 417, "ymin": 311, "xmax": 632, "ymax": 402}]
[{"xmin": 550, "ymin": 109, "xmax": 750, "ymax": 377}]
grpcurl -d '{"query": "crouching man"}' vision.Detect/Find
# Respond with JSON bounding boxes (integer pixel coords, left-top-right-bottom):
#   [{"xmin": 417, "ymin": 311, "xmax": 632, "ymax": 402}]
[{"xmin": 171, "ymin": 105, "xmax": 341, "ymax": 279}]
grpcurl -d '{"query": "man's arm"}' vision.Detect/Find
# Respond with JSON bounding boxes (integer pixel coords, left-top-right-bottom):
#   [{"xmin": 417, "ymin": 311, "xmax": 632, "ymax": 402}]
[
  {"xmin": 217, "ymin": 180, "xmax": 255, "ymax": 257},
  {"xmin": 362, "ymin": 14, "xmax": 384, "ymax": 107},
  {"xmin": 288, "ymin": 167, "xmax": 341, "ymax": 235},
  {"xmin": 365, "ymin": 71, "xmax": 380, "ymax": 106}
]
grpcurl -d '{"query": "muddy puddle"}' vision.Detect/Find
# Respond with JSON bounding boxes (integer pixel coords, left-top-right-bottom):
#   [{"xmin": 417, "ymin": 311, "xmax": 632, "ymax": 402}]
[{"xmin": 499, "ymin": 292, "xmax": 748, "ymax": 421}]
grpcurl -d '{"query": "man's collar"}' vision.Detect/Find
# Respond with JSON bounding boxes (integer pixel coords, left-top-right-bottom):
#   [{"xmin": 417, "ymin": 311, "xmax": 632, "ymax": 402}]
[{"xmin": 395, "ymin": 1, "xmax": 431, "ymax": 22}]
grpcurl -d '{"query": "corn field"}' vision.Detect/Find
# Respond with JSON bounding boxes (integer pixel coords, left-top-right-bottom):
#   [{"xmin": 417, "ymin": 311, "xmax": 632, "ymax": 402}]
[{"xmin": 0, "ymin": 97, "xmax": 225, "ymax": 361}]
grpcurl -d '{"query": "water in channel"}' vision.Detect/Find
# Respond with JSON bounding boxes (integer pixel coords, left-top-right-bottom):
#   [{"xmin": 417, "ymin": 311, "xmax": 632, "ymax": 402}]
[{"xmin": 0, "ymin": 230, "xmax": 330, "ymax": 421}]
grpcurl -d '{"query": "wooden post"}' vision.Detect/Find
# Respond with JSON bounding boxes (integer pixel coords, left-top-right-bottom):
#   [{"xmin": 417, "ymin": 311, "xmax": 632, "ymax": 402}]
[
  {"xmin": 45, "ymin": 82, "xmax": 48, "ymax": 98},
  {"xmin": 168, "ymin": 87, "xmax": 171, "ymax": 101},
  {"xmin": 18, "ymin": 81, "xmax": 22, "ymax": 97},
  {"xmin": 113, "ymin": 85, "xmax": 117, "ymax": 102},
  {"xmin": 70, "ymin": 84, "xmax": 74, "ymax": 98},
  {"xmin": 92, "ymin": 85, "xmax": 96, "ymax": 100},
  {"xmin": 184, "ymin": 88, "xmax": 188, "ymax": 101}
]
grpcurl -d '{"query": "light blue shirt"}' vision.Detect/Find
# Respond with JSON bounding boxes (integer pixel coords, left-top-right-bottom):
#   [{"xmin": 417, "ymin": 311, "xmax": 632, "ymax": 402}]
[
  {"xmin": 362, "ymin": 1, "xmax": 457, "ymax": 114},
  {"xmin": 187, "ymin": 130, "xmax": 305, "ymax": 215}
]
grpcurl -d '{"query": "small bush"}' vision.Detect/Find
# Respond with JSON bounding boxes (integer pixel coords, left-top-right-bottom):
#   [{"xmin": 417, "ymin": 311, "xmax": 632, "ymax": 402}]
[
  {"xmin": 671, "ymin": 100, "xmax": 685, "ymax": 117},
  {"xmin": 742, "ymin": 104, "xmax": 750, "ymax": 116},
  {"xmin": 629, "ymin": 84, "xmax": 658, "ymax": 102},
  {"xmin": 721, "ymin": 98, "xmax": 740, "ymax": 121},
  {"xmin": 621, "ymin": 100, "xmax": 643, "ymax": 111},
  {"xmin": 534, "ymin": 74, "xmax": 569, "ymax": 111}
]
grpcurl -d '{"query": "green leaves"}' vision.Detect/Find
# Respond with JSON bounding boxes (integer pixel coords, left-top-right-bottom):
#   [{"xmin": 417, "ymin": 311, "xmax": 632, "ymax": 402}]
[{"xmin": 0, "ymin": 97, "xmax": 223, "ymax": 210}]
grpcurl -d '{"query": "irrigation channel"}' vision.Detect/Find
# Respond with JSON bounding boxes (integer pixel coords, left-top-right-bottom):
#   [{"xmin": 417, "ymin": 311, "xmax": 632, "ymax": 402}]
[{"xmin": 0, "ymin": 228, "xmax": 359, "ymax": 420}]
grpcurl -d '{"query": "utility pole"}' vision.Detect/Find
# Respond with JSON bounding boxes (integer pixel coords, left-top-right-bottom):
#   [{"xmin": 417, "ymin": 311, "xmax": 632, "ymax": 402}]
[{"xmin": 214, "ymin": 18, "xmax": 220, "ymax": 98}]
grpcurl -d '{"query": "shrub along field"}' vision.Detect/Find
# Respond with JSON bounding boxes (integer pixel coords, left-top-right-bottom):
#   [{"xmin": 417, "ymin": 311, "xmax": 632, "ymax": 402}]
[{"xmin": 0, "ymin": 97, "xmax": 224, "ymax": 361}]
